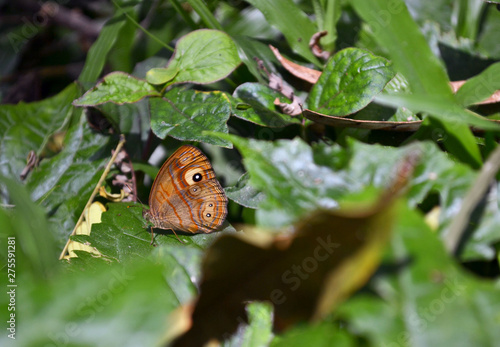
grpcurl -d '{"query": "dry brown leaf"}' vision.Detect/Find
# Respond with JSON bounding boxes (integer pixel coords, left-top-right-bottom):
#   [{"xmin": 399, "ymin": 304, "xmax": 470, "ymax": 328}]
[
  {"xmin": 309, "ymin": 31, "xmax": 331, "ymax": 60},
  {"xmin": 303, "ymin": 109, "xmax": 422, "ymax": 131},
  {"xmin": 451, "ymin": 80, "xmax": 500, "ymax": 104},
  {"xmin": 64, "ymin": 201, "xmax": 105, "ymax": 259},
  {"xmin": 170, "ymin": 154, "xmax": 418, "ymax": 346},
  {"xmin": 269, "ymin": 45, "xmax": 321, "ymax": 84}
]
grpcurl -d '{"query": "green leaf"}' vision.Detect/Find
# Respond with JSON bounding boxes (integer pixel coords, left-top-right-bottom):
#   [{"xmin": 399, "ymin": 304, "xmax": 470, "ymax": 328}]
[
  {"xmin": 225, "ymin": 172, "xmax": 266, "ymax": 209},
  {"xmin": 212, "ymin": 134, "xmax": 357, "ymax": 227},
  {"xmin": 213, "ymin": 133, "xmax": 500, "ymax": 260},
  {"xmin": 231, "ymin": 83, "xmax": 302, "ymax": 127},
  {"xmin": 376, "ymin": 92, "xmax": 500, "ymax": 130},
  {"xmin": 79, "ymin": 9, "xmax": 130, "ymax": 84},
  {"xmin": 350, "ymin": 0, "xmax": 499, "ymax": 167},
  {"xmin": 340, "ymin": 139, "xmax": 499, "ymax": 261},
  {"xmin": 74, "ymin": 72, "xmax": 160, "ymax": 106},
  {"xmin": 477, "ymin": 7, "xmax": 500, "ymax": 59},
  {"xmin": 0, "ymin": 177, "xmax": 57, "ymax": 279},
  {"xmin": 453, "ymin": 0, "xmax": 484, "ymax": 40},
  {"xmin": 10, "ymin": 254, "xmax": 194, "ymax": 347},
  {"xmin": 146, "ymin": 66, "xmax": 180, "ymax": 85},
  {"xmin": 271, "ymin": 322, "xmax": 354, "ymax": 347},
  {"xmin": 72, "ymin": 202, "xmax": 237, "ymax": 261},
  {"xmin": 307, "ymin": 48, "xmax": 394, "ymax": 116},
  {"xmin": 244, "ymin": 0, "xmax": 321, "ymax": 66},
  {"xmin": 0, "ymin": 83, "xmax": 78, "ymax": 183},
  {"xmin": 149, "ymin": 88, "xmax": 232, "ymax": 148},
  {"xmin": 24, "ymin": 111, "xmax": 110, "ymax": 246},
  {"xmin": 223, "ymin": 302, "xmax": 274, "ymax": 347},
  {"xmin": 350, "ymin": 0, "xmax": 454, "ymax": 99},
  {"xmin": 73, "ymin": 203, "xmax": 208, "ymax": 260},
  {"xmin": 185, "ymin": 0, "xmax": 223, "ymax": 30},
  {"xmin": 313, "ymin": 0, "xmax": 342, "ymax": 52},
  {"xmin": 455, "ymin": 62, "xmax": 500, "ymax": 106},
  {"xmin": 231, "ymin": 35, "xmax": 278, "ymax": 84},
  {"xmin": 429, "ymin": 118, "xmax": 482, "ymax": 169},
  {"xmin": 146, "ymin": 29, "xmax": 241, "ymax": 85}
]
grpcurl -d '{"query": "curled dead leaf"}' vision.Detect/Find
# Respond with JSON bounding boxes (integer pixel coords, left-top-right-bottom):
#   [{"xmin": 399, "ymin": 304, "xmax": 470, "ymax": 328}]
[
  {"xmin": 303, "ymin": 109, "xmax": 423, "ymax": 131},
  {"xmin": 269, "ymin": 45, "xmax": 321, "ymax": 84},
  {"xmin": 64, "ymin": 201, "xmax": 105, "ymax": 259},
  {"xmin": 273, "ymin": 97, "xmax": 302, "ymax": 116},
  {"xmin": 309, "ymin": 31, "xmax": 331, "ymax": 60}
]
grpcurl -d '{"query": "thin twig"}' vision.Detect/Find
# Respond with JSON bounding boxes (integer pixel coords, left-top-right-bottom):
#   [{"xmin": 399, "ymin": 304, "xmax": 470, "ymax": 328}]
[
  {"xmin": 445, "ymin": 145, "xmax": 500, "ymax": 254},
  {"xmin": 59, "ymin": 134, "xmax": 126, "ymax": 260}
]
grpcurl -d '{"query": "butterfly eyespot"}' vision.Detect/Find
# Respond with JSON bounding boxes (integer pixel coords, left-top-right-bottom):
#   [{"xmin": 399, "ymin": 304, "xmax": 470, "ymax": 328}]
[
  {"xmin": 193, "ymin": 173, "xmax": 202, "ymax": 182},
  {"xmin": 209, "ymin": 203, "xmax": 213, "ymax": 207},
  {"xmin": 189, "ymin": 185, "xmax": 201, "ymax": 196},
  {"xmin": 206, "ymin": 213, "xmax": 212, "ymax": 218}
]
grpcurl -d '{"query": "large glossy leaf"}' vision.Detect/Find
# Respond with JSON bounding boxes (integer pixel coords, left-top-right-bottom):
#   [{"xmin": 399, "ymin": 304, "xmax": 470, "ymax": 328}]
[
  {"xmin": 146, "ymin": 29, "xmax": 241, "ymax": 85},
  {"xmin": 0, "ymin": 83, "xmax": 78, "ymax": 185},
  {"xmin": 149, "ymin": 88, "xmax": 232, "ymax": 148},
  {"xmin": 71, "ymin": 202, "xmax": 232, "ymax": 262},
  {"xmin": 24, "ymin": 111, "xmax": 110, "ymax": 247},
  {"xmin": 307, "ymin": 48, "xmax": 394, "ymax": 116},
  {"xmin": 214, "ymin": 133, "xmax": 500, "ymax": 260}
]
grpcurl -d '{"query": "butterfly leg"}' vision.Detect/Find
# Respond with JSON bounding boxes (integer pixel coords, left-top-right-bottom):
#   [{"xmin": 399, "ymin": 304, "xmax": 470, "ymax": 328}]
[
  {"xmin": 171, "ymin": 229, "xmax": 185, "ymax": 244},
  {"xmin": 149, "ymin": 226, "xmax": 156, "ymax": 246}
]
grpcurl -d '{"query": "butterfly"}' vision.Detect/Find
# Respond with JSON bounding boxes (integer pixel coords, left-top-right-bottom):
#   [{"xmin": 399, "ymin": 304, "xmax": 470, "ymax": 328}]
[{"xmin": 143, "ymin": 145, "xmax": 228, "ymax": 240}]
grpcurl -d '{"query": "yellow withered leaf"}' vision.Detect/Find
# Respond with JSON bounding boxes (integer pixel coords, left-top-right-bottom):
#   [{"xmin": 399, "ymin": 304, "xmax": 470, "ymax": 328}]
[{"xmin": 64, "ymin": 201, "xmax": 105, "ymax": 259}]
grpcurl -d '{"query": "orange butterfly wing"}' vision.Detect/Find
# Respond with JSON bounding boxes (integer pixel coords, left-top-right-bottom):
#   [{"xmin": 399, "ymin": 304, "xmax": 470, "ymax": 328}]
[{"xmin": 144, "ymin": 145, "xmax": 228, "ymax": 233}]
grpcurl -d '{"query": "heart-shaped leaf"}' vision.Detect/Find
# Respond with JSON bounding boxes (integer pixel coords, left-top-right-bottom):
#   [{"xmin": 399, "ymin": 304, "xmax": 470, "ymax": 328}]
[{"xmin": 146, "ymin": 29, "xmax": 241, "ymax": 85}]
